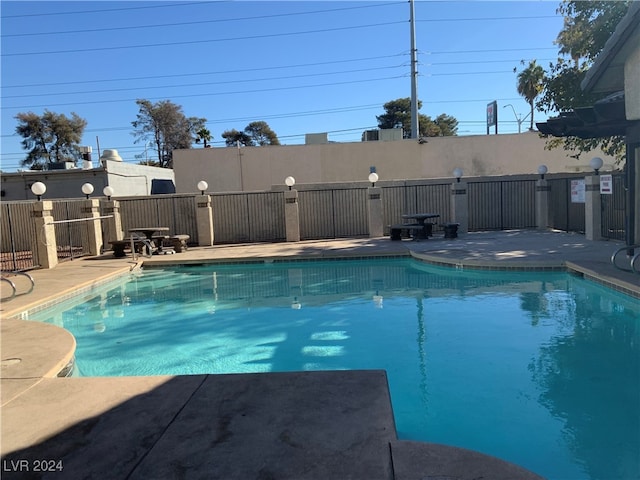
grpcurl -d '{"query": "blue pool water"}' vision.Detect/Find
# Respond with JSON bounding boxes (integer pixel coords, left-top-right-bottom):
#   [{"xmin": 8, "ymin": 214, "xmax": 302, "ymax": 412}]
[{"xmin": 31, "ymin": 259, "xmax": 639, "ymax": 479}]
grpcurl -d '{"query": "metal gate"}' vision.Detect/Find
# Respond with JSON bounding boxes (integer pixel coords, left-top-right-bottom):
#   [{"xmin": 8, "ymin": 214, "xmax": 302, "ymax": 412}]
[
  {"xmin": 601, "ymin": 173, "xmax": 626, "ymax": 240},
  {"xmin": 0, "ymin": 202, "xmax": 37, "ymax": 271},
  {"xmin": 548, "ymin": 177, "xmax": 585, "ymax": 233}
]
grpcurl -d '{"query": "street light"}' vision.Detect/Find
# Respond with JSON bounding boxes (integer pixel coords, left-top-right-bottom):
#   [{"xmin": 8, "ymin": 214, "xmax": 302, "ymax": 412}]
[
  {"xmin": 453, "ymin": 168, "xmax": 463, "ymax": 183},
  {"xmin": 31, "ymin": 181, "xmax": 46, "ymax": 201},
  {"xmin": 503, "ymin": 104, "xmax": 531, "ymax": 134}
]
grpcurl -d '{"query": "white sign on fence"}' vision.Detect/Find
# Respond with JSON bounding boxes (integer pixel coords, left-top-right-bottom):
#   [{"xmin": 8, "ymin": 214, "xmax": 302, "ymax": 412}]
[
  {"xmin": 600, "ymin": 174, "xmax": 613, "ymax": 194},
  {"xmin": 571, "ymin": 179, "xmax": 585, "ymax": 203}
]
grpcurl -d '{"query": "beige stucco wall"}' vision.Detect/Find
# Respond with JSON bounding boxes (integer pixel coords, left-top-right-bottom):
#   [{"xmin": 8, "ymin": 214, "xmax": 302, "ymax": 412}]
[{"xmin": 173, "ymin": 132, "xmax": 618, "ymax": 193}]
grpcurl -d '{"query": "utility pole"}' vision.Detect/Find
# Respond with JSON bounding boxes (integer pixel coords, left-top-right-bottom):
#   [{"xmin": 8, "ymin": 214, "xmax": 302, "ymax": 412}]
[{"xmin": 409, "ymin": 0, "xmax": 419, "ymax": 139}]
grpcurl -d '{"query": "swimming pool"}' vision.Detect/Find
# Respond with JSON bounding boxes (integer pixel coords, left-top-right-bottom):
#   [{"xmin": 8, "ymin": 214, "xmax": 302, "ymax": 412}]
[{"xmin": 31, "ymin": 258, "xmax": 639, "ymax": 479}]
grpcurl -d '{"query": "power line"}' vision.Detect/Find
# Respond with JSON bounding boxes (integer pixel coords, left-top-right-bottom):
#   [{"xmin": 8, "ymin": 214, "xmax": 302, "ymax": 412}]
[
  {"xmin": 1, "ymin": 75, "xmax": 407, "ymax": 110},
  {"xmin": 3, "ymin": 54, "xmax": 406, "ymax": 89},
  {"xmin": 1, "ymin": 1, "xmax": 226, "ymax": 19},
  {"xmin": 2, "ymin": 64, "xmax": 407, "ymax": 99},
  {"xmin": 2, "ymin": 2, "xmax": 403, "ymax": 37},
  {"xmin": 2, "ymin": 21, "xmax": 407, "ymax": 57}
]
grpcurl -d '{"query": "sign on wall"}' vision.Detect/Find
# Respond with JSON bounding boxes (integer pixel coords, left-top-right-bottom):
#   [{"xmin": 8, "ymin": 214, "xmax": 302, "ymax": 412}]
[
  {"xmin": 571, "ymin": 179, "xmax": 585, "ymax": 203},
  {"xmin": 599, "ymin": 174, "xmax": 613, "ymax": 194}
]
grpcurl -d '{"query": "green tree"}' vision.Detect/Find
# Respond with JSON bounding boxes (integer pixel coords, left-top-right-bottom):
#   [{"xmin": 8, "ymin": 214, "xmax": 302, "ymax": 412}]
[
  {"xmin": 376, "ymin": 98, "xmax": 458, "ymax": 138},
  {"xmin": 244, "ymin": 121, "xmax": 280, "ymax": 146},
  {"xmin": 222, "ymin": 121, "xmax": 280, "ymax": 146},
  {"xmin": 516, "ymin": 60, "xmax": 545, "ymax": 131},
  {"xmin": 131, "ymin": 99, "xmax": 206, "ymax": 168},
  {"xmin": 195, "ymin": 127, "xmax": 212, "ymax": 148},
  {"xmin": 538, "ymin": 1, "xmax": 631, "ymax": 161},
  {"xmin": 15, "ymin": 110, "xmax": 87, "ymax": 169},
  {"xmin": 221, "ymin": 129, "xmax": 254, "ymax": 147}
]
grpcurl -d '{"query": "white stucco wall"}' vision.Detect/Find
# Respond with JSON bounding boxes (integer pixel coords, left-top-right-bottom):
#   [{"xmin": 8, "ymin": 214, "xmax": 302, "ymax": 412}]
[
  {"xmin": 1, "ymin": 162, "xmax": 175, "ymax": 201},
  {"xmin": 173, "ymin": 132, "xmax": 618, "ymax": 193}
]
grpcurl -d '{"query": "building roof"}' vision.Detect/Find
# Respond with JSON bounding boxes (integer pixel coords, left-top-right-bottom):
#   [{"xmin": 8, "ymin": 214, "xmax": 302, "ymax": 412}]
[{"xmin": 581, "ymin": 1, "xmax": 640, "ymax": 94}]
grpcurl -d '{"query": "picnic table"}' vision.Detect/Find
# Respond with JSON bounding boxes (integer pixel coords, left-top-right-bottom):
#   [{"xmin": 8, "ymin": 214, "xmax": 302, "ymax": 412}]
[
  {"xmin": 129, "ymin": 227, "xmax": 170, "ymax": 255},
  {"xmin": 401, "ymin": 213, "xmax": 440, "ymax": 239}
]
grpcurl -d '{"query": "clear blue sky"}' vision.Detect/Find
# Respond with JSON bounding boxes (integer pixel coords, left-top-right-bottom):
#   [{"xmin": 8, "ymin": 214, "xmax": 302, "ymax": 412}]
[{"xmin": 1, "ymin": 1, "xmax": 565, "ymax": 171}]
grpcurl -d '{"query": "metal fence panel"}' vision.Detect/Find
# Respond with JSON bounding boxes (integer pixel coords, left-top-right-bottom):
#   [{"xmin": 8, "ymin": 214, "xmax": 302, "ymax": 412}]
[
  {"xmin": 601, "ymin": 173, "xmax": 626, "ymax": 240},
  {"xmin": 468, "ymin": 182, "xmax": 502, "ymax": 230},
  {"xmin": 247, "ymin": 192, "xmax": 286, "ymax": 242},
  {"xmin": 548, "ymin": 178, "xmax": 585, "ymax": 233},
  {"xmin": 211, "ymin": 192, "xmax": 285, "ymax": 243},
  {"xmin": 501, "ymin": 180, "xmax": 536, "ymax": 229},
  {"xmin": 299, "ymin": 189, "xmax": 368, "ymax": 240},
  {"xmin": 299, "ymin": 190, "xmax": 336, "ymax": 239},
  {"xmin": 1, "ymin": 202, "xmax": 37, "ymax": 271}
]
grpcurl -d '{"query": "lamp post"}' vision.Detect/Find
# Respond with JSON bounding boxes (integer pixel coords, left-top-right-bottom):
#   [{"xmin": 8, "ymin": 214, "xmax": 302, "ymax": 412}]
[
  {"xmin": 453, "ymin": 168, "xmax": 463, "ymax": 183},
  {"xmin": 285, "ymin": 176, "xmax": 295, "ymax": 191},
  {"xmin": 503, "ymin": 104, "xmax": 531, "ymax": 134},
  {"xmin": 197, "ymin": 180, "xmax": 208, "ymax": 195},
  {"xmin": 537, "ymin": 165, "xmax": 548, "ymax": 180},
  {"xmin": 31, "ymin": 181, "xmax": 46, "ymax": 201},
  {"xmin": 590, "ymin": 157, "xmax": 604, "ymax": 175},
  {"xmin": 81, "ymin": 183, "xmax": 94, "ymax": 199},
  {"xmin": 368, "ymin": 172, "xmax": 379, "ymax": 187},
  {"xmin": 103, "ymin": 186, "xmax": 115, "ymax": 200}
]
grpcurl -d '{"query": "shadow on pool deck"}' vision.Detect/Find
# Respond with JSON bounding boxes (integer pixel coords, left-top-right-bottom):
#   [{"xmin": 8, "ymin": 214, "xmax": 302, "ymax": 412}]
[{"xmin": 1, "ymin": 230, "xmax": 638, "ymax": 479}]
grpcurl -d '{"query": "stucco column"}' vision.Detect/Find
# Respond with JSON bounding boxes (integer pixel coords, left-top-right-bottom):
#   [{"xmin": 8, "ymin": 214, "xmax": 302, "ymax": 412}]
[
  {"xmin": 450, "ymin": 181, "xmax": 468, "ymax": 234},
  {"xmin": 585, "ymin": 175, "xmax": 602, "ymax": 241},
  {"xmin": 101, "ymin": 199, "xmax": 124, "ymax": 243},
  {"xmin": 367, "ymin": 186, "xmax": 384, "ymax": 237},
  {"xmin": 535, "ymin": 179, "xmax": 551, "ymax": 230},
  {"xmin": 82, "ymin": 199, "xmax": 103, "ymax": 255},
  {"xmin": 284, "ymin": 189, "xmax": 301, "ymax": 242},
  {"xmin": 195, "ymin": 194, "xmax": 214, "ymax": 246},
  {"xmin": 31, "ymin": 200, "xmax": 58, "ymax": 269}
]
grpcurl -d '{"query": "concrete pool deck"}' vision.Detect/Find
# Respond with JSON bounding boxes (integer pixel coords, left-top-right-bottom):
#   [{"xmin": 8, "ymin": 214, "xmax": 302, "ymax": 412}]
[{"xmin": 1, "ymin": 230, "xmax": 638, "ymax": 479}]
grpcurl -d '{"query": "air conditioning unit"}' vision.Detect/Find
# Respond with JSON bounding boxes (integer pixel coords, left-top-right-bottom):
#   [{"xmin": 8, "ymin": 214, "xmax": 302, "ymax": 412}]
[{"xmin": 362, "ymin": 130, "xmax": 379, "ymax": 142}]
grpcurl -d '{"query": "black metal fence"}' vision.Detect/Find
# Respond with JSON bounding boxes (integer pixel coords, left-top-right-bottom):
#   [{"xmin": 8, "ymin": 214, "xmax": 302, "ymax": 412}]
[
  {"xmin": 601, "ymin": 174, "xmax": 626, "ymax": 240},
  {"xmin": 0, "ymin": 173, "xmax": 628, "ymax": 271}
]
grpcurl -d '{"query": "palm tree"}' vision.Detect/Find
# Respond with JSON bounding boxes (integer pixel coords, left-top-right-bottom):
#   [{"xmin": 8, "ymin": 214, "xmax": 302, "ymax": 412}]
[
  {"xmin": 517, "ymin": 60, "xmax": 545, "ymax": 131},
  {"xmin": 195, "ymin": 127, "xmax": 212, "ymax": 148}
]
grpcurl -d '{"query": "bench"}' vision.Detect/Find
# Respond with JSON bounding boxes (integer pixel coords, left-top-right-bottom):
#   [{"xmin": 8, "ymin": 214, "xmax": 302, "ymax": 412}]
[
  {"xmin": 441, "ymin": 222, "xmax": 460, "ymax": 239},
  {"xmin": 109, "ymin": 239, "xmax": 143, "ymax": 258},
  {"xmin": 165, "ymin": 234, "xmax": 190, "ymax": 253},
  {"xmin": 388, "ymin": 224, "xmax": 425, "ymax": 241}
]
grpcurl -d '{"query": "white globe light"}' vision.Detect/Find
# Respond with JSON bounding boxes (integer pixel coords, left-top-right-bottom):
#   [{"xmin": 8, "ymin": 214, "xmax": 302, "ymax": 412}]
[
  {"xmin": 81, "ymin": 183, "xmax": 94, "ymax": 196},
  {"xmin": 31, "ymin": 181, "xmax": 46, "ymax": 197},
  {"xmin": 103, "ymin": 186, "xmax": 115, "ymax": 198},
  {"xmin": 285, "ymin": 176, "xmax": 295, "ymax": 188},
  {"xmin": 197, "ymin": 180, "xmax": 208, "ymax": 192},
  {"xmin": 589, "ymin": 157, "xmax": 604, "ymax": 171},
  {"xmin": 453, "ymin": 167, "xmax": 463, "ymax": 179},
  {"xmin": 368, "ymin": 172, "xmax": 379, "ymax": 185},
  {"xmin": 537, "ymin": 165, "xmax": 548, "ymax": 176}
]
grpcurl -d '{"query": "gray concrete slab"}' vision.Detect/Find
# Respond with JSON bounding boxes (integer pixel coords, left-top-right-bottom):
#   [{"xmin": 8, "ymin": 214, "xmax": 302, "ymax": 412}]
[{"xmin": 1, "ymin": 371, "xmax": 397, "ymax": 480}]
